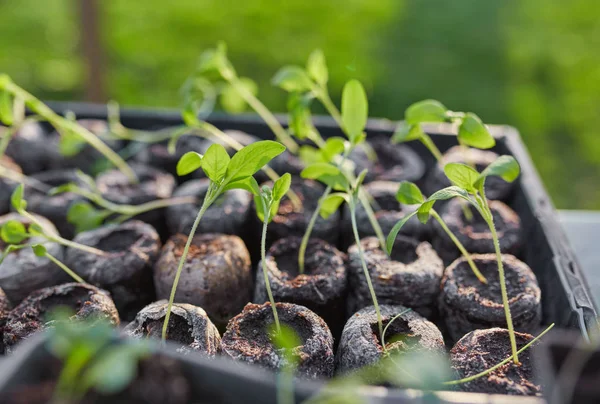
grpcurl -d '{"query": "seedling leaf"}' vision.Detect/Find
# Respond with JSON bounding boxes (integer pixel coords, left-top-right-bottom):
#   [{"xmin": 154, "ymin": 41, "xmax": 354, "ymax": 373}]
[
  {"xmin": 225, "ymin": 140, "xmax": 286, "ymax": 183},
  {"xmin": 341, "ymin": 80, "xmax": 368, "ymax": 142},
  {"xmin": 67, "ymin": 202, "xmax": 108, "ymax": 233},
  {"xmin": 221, "ymin": 77, "xmax": 257, "ymax": 114},
  {"xmin": 272, "ymin": 66, "xmax": 313, "ymax": 92},
  {"xmin": 306, "ymin": 49, "xmax": 328, "ymax": 86},
  {"xmin": 1, "ymin": 220, "xmax": 28, "ymax": 244},
  {"xmin": 222, "ymin": 176, "xmax": 260, "ymax": 196},
  {"xmin": 354, "ymin": 169, "xmax": 368, "ymax": 191},
  {"xmin": 458, "ymin": 112, "xmax": 495, "ymax": 149},
  {"xmin": 391, "ymin": 122, "xmax": 423, "ymax": 143},
  {"xmin": 301, "ymin": 163, "xmax": 341, "ymax": 180},
  {"xmin": 10, "ymin": 184, "xmax": 26, "ymax": 211},
  {"xmin": 320, "ymin": 137, "xmax": 345, "ymax": 162},
  {"xmin": 386, "ymin": 210, "xmax": 418, "ymax": 254},
  {"xmin": 474, "ymin": 155, "xmax": 520, "ymax": 188},
  {"xmin": 176, "ymin": 152, "xmax": 203, "ymax": 176},
  {"xmin": 0, "ymin": 91, "xmax": 13, "ymax": 125},
  {"xmin": 444, "ymin": 163, "xmax": 480, "ymax": 192},
  {"xmin": 396, "ymin": 182, "xmax": 425, "ymax": 205},
  {"xmin": 273, "ymin": 173, "xmax": 292, "ymax": 202},
  {"xmin": 405, "ymin": 100, "xmax": 447, "ymax": 124},
  {"xmin": 287, "ymin": 92, "xmax": 314, "ymax": 140},
  {"xmin": 32, "ymin": 244, "xmax": 47, "ymax": 257},
  {"xmin": 299, "ymin": 145, "xmax": 322, "ymax": 165},
  {"xmin": 202, "ymin": 143, "xmax": 230, "ymax": 182},
  {"xmin": 320, "ymin": 193, "xmax": 348, "ymax": 219}
]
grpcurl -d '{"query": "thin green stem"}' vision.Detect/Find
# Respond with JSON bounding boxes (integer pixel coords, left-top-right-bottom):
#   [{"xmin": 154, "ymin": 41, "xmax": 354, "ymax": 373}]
[
  {"xmin": 316, "ymin": 89, "xmax": 343, "ymax": 129},
  {"xmin": 261, "ymin": 204, "xmax": 280, "ymax": 334},
  {"xmin": 358, "ymin": 190, "xmax": 387, "ymax": 253},
  {"xmin": 350, "ymin": 200, "xmax": 383, "ymax": 339},
  {"xmin": 298, "ymin": 185, "xmax": 332, "ymax": 274},
  {"xmin": 276, "ymin": 370, "xmax": 295, "ymax": 404},
  {"xmin": 45, "ymin": 252, "xmax": 86, "ymax": 283},
  {"xmin": 381, "ymin": 308, "xmax": 411, "ymax": 353},
  {"xmin": 0, "ymin": 116, "xmax": 47, "ymax": 159},
  {"xmin": 162, "ymin": 190, "xmax": 215, "ymax": 341},
  {"xmin": 419, "ymin": 133, "xmax": 443, "ymax": 161},
  {"xmin": 430, "ymin": 209, "xmax": 486, "ymax": 283},
  {"xmin": 0, "ymin": 165, "xmax": 51, "ymax": 193}
]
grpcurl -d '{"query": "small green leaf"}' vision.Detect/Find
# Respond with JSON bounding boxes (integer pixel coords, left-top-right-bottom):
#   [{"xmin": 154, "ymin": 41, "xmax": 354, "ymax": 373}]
[
  {"xmin": 354, "ymin": 169, "xmax": 368, "ymax": 190},
  {"xmin": 396, "ymin": 182, "xmax": 424, "ymax": 205},
  {"xmin": 405, "ymin": 100, "xmax": 447, "ymax": 124},
  {"xmin": 59, "ymin": 130, "xmax": 87, "ymax": 157},
  {"xmin": 474, "ymin": 155, "xmax": 520, "ymax": 188},
  {"xmin": 272, "ymin": 66, "xmax": 313, "ymax": 92},
  {"xmin": 27, "ymin": 223, "xmax": 44, "ymax": 236},
  {"xmin": 176, "ymin": 152, "xmax": 203, "ymax": 176},
  {"xmin": 225, "ymin": 141, "xmax": 286, "ymax": 183},
  {"xmin": 417, "ymin": 201, "xmax": 435, "ymax": 223},
  {"xmin": 10, "ymin": 184, "xmax": 26, "ymax": 211},
  {"xmin": 202, "ymin": 143, "xmax": 230, "ymax": 182},
  {"xmin": 458, "ymin": 112, "xmax": 495, "ymax": 149},
  {"xmin": 391, "ymin": 122, "xmax": 424, "ymax": 143},
  {"xmin": 320, "ymin": 137, "xmax": 345, "ymax": 162},
  {"xmin": 426, "ymin": 186, "xmax": 472, "ymax": 203},
  {"xmin": 1, "ymin": 220, "xmax": 29, "ymax": 244},
  {"xmin": 444, "ymin": 163, "xmax": 480, "ymax": 192},
  {"xmin": 318, "ymin": 173, "xmax": 350, "ymax": 191},
  {"xmin": 320, "ymin": 193, "xmax": 348, "ymax": 219},
  {"xmin": 386, "ymin": 210, "xmax": 418, "ymax": 254},
  {"xmin": 299, "ymin": 145, "xmax": 322, "ymax": 165},
  {"xmin": 254, "ymin": 193, "xmax": 269, "ymax": 223},
  {"xmin": 287, "ymin": 92, "xmax": 314, "ymax": 140},
  {"xmin": 220, "ymin": 78, "xmax": 258, "ymax": 114},
  {"xmin": 306, "ymin": 49, "xmax": 328, "ymax": 86},
  {"xmin": 67, "ymin": 202, "xmax": 108, "ymax": 233},
  {"xmin": 222, "ymin": 176, "xmax": 260, "ymax": 196},
  {"xmin": 197, "ymin": 43, "xmax": 228, "ymax": 73},
  {"xmin": 272, "ymin": 173, "xmax": 292, "ymax": 202},
  {"xmin": 341, "ymin": 80, "xmax": 368, "ymax": 141},
  {"xmin": 300, "ymin": 163, "xmax": 341, "ymax": 180},
  {"xmin": 32, "ymin": 244, "xmax": 47, "ymax": 257},
  {"xmin": 0, "ymin": 91, "xmax": 13, "ymax": 126}
]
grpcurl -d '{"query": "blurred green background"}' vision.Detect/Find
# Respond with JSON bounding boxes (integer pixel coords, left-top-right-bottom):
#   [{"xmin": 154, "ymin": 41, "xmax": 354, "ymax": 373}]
[{"xmin": 1, "ymin": 0, "xmax": 599, "ymax": 209}]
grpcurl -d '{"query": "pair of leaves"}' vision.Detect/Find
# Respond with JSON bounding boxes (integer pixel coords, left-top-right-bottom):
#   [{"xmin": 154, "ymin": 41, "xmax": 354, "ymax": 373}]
[
  {"xmin": 254, "ymin": 173, "xmax": 292, "ymax": 223},
  {"xmin": 272, "ymin": 49, "xmax": 328, "ymax": 93},
  {"xmin": 444, "ymin": 155, "xmax": 520, "ymax": 193}
]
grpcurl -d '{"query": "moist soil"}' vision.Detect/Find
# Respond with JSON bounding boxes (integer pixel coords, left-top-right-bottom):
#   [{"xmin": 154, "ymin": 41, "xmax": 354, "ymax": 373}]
[{"xmin": 4, "ymin": 121, "xmax": 49, "ymax": 175}]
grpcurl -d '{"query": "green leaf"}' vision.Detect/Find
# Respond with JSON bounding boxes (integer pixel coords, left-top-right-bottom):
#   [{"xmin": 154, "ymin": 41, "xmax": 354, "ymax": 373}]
[
  {"xmin": 318, "ymin": 173, "xmax": 350, "ymax": 191},
  {"xmin": 67, "ymin": 202, "xmax": 108, "ymax": 233},
  {"xmin": 225, "ymin": 141, "xmax": 286, "ymax": 183},
  {"xmin": 396, "ymin": 182, "xmax": 424, "ymax": 205},
  {"xmin": 320, "ymin": 137, "xmax": 346, "ymax": 162},
  {"xmin": 176, "ymin": 152, "xmax": 203, "ymax": 176},
  {"xmin": 341, "ymin": 80, "xmax": 368, "ymax": 141},
  {"xmin": 32, "ymin": 244, "xmax": 47, "ymax": 257},
  {"xmin": 299, "ymin": 145, "xmax": 322, "ymax": 165},
  {"xmin": 0, "ymin": 91, "xmax": 13, "ymax": 126},
  {"xmin": 474, "ymin": 155, "xmax": 520, "ymax": 188},
  {"xmin": 272, "ymin": 66, "xmax": 313, "ymax": 92},
  {"xmin": 391, "ymin": 122, "xmax": 424, "ymax": 143},
  {"xmin": 354, "ymin": 169, "xmax": 368, "ymax": 190},
  {"xmin": 180, "ymin": 77, "xmax": 216, "ymax": 126},
  {"xmin": 405, "ymin": 100, "xmax": 447, "ymax": 124},
  {"xmin": 222, "ymin": 176, "xmax": 260, "ymax": 196},
  {"xmin": 220, "ymin": 77, "xmax": 257, "ymax": 114},
  {"xmin": 444, "ymin": 163, "xmax": 480, "ymax": 192},
  {"xmin": 197, "ymin": 43, "xmax": 228, "ymax": 73},
  {"xmin": 254, "ymin": 193, "xmax": 272, "ymax": 223},
  {"xmin": 59, "ymin": 130, "xmax": 87, "ymax": 157},
  {"xmin": 300, "ymin": 163, "xmax": 341, "ymax": 180},
  {"xmin": 202, "ymin": 143, "xmax": 230, "ymax": 182},
  {"xmin": 458, "ymin": 112, "xmax": 495, "ymax": 149},
  {"xmin": 416, "ymin": 186, "xmax": 473, "ymax": 224},
  {"xmin": 11, "ymin": 184, "xmax": 26, "ymax": 211},
  {"xmin": 272, "ymin": 173, "xmax": 292, "ymax": 202},
  {"xmin": 319, "ymin": 193, "xmax": 348, "ymax": 219},
  {"xmin": 306, "ymin": 49, "xmax": 328, "ymax": 86},
  {"xmin": 287, "ymin": 92, "xmax": 314, "ymax": 140},
  {"xmin": 386, "ymin": 210, "xmax": 418, "ymax": 254},
  {"xmin": 417, "ymin": 201, "xmax": 435, "ymax": 224},
  {"xmin": 1, "ymin": 220, "xmax": 29, "ymax": 244},
  {"xmin": 27, "ymin": 224, "xmax": 44, "ymax": 236}
]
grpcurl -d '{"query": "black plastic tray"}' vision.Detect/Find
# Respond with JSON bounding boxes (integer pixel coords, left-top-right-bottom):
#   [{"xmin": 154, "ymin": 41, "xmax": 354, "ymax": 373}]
[{"xmin": 0, "ymin": 101, "xmax": 596, "ymax": 403}]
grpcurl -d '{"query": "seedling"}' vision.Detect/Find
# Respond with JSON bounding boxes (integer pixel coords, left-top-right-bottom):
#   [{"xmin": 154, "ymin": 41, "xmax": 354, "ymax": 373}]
[
  {"xmin": 0, "ymin": 74, "xmax": 137, "ymax": 182},
  {"xmin": 161, "ymin": 140, "xmax": 285, "ymax": 341},
  {"xmin": 269, "ymin": 323, "xmax": 301, "ymax": 404},
  {"xmin": 255, "ymin": 173, "xmax": 292, "ymax": 334},
  {"xmin": 380, "ymin": 308, "xmax": 412, "ymax": 355},
  {"xmin": 386, "ymin": 181, "xmax": 487, "ymax": 284}
]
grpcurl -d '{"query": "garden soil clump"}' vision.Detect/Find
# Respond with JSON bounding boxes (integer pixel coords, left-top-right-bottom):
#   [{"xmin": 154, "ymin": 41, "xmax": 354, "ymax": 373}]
[
  {"xmin": 3, "ymin": 121, "xmax": 49, "ymax": 175},
  {"xmin": 221, "ymin": 302, "xmax": 335, "ymax": 378},
  {"xmin": 124, "ymin": 300, "xmax": 221, "ymax": 355},
  {"xmin": 0, "ymin": 287, "xmax": 11, "ymax": 354}
]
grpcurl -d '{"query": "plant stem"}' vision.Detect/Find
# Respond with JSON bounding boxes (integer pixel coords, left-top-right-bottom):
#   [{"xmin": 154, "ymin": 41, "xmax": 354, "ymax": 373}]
[
  {"xmin": 298, "ymin": 185, "xmax": 332, "ymax": 274},
  {"xmin": 358, "ymin": 190, "xmax": 387, "ymax": 253},
  {"xmin": 443, "ymin": 323, "xmax": 554, "ymax": 385},
  {"xmin": 45, "ymin": 252, "xmax": 86, "ymax": 283},
  {"xmin": 276, "ymin": 370, "xmax": 295, "ymax": 404},
  {"xmin": 261, "ymin": 206, "xmax": 280, "ymax": 334},
  {"xmin": 316, "ymin": 89, "xmax": 343, "ymax": 129},
  {"xmin": 0, "ymin": 165, "xmax": 51, "ymax": 193},
  {"xmin": 419, "ymin": 134, "xmax": 443, "ymax": 161},
  {"xmin": 430, "ymin": 209, "xmax": 486, "ymax": 283},
  {"xmin": 0, "ymin": 78, "xmax": 137, "ymax": 183},
  {"xmin": 380, "ymin": 308, "xmax": 411, "ymax": 353},
  {"xmin": 162, "ymin": 190, "xmax": 215, "ymax": 341},
  {"xmin": 350, "ymin": 200, "xmax": 383, "ymax": 340}
]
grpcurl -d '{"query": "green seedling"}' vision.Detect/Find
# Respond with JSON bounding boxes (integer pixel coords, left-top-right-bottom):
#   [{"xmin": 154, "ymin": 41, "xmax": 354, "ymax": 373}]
[
  {"xmin": 162, "ymin": 140, "xmax": 285, "ymax": 341},
  {"xmin": 270, "ymin": 323, "xmax": 301, "ymax": 404},
  {"xmin": 380, "ymin": 308, "xmax": 412, "ymax": 355},
  {"xmin": 0, "ymin": 74, "xmax": 136, "ymax": 183},
  {"xmin": 47, "ymin": 309, "xmax": 150, "ymax": 402},
  {"xmin": 386, "ymin": 181, "xmax": 487, "ymax": 284},
  {"xmin": 255, "ymin": 173, "xmax": 292, "ymax": 334}
]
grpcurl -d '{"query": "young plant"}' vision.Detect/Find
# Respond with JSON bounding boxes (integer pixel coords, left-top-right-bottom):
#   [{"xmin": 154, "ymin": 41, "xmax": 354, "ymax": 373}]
[
  {"xmin": 161, "ymin": 140, "xmax": 286, "ymax": 341},
  {"xmin": 386, "ymin": 181, "xmax": 487, "ymax": 284},
  {"xmin": 270, "ymin": 324, "xmax": 301, "ymax": 404},
  {"xmin": 255, "ymin": 173, "xmax": 292, "ymax": 334}
]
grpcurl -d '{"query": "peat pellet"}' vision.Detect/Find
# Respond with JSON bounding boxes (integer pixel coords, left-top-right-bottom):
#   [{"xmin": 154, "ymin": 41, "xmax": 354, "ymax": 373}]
[
  {"xmin": 336, "ymin": 305, "xmax": 445, "ymax": 376},
  {"xmin": 253, "ymin": 178, "xmax": 340, "ymax": 248},
  {"xmin": 254, "ymin": 237, "xmax": 347, "ymax": 338},
  {"xmin": 0, "ymin": 287, "xmax": 12, "ymax": 354},
  {"xmin": 341, "ymin": 181, "xmax": 422, "ymax": 249},
  {"xmin": 96, "ymin": 163, "xmax": 175, "ymax": 232},
  {"xmin": 347, "ymin": 236, "xmax": 444, "ymax": 317},
  {"xmin": 166, "ymin": 178, "xmax": 251, "ymax": 237},
  {"xmin": 3, "ymin": 121, "xmax": 49, "ymax": 174},
  {"xmin": 349, "ymin": 137, "xmax": 425, "ymax": 183},
  {"xmin": 221, "ymin": 302, "xmax": 335, "ymax": 379},
  {"xmin": 0, "ymin": 156, "xmax": 20, "ymax": 215},
  {"xmin": 3, "ymin": 282, "xmax": 120, "ymax": 352},
  {"xmin": 426, "ymin": 146, "xmax": 515, "ymax": 201},
  {"xmin": 65, "ymin": 221, "xmax": 161, "ymax": 320},
  {"xmin": 439, "ymin": 253, "xmax": 541, "ymax": 342},
  {"xmin": 124, "ymin": 300, "xmax": 221, "ymax": 355},
  {"xmin": 432, "ymin": 198, "xmax": 522, "ymax": 263},
  {"xmin": 24, "ymin": 169, "xmax": 88, "ymax": 239},
  {"xmin": 450, "ymin": 328, "xmax": 541, "ymax": 395},
  {"xmin": 0, "ymin": 213, "xmax": 69, "ymax": 303},
  {"xmin": 153, "ymin": 233, "xmax": 252, "ymax": 327}
]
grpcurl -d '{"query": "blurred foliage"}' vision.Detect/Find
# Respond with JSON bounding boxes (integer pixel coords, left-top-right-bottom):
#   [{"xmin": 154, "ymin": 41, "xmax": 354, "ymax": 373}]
[{"xmin": 0, "ymin": 0, "xmax": 599, "ymax": 208}]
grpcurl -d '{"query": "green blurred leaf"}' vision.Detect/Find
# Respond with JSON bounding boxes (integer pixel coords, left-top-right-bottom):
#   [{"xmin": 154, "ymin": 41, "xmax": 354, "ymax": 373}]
[
  {"xmin": 458, "ymin": 112, "xmax": 495, "ymax": 149},
  {"xmin": 443, "ymin": 163, "xmax": 480, "ymax": 192},
  {"xmin": 202, "ymin": 143, "xmax": 230, "ymax": 182},
  {"xmin": 272, "ymin": 66, "xmax": 313, "ymax": 92},
  {"xmin": 287, "ymin": 92, "xmax": 314, "ymax": 140},
  {"xmin": 299, "ymin": 145, "xmax": 322, "ymax": 165},
  {"xmin": 391, "ymin": 122, "xmax": 423, "ymax": 143},
  {"xmin": 10, "ymin": 184, "xmax": 26, "ymax": 211},
  {"xmin": 354, "ymin": 169, "xmax": 368, "ymax": 190},
  {"xmin": 59, "ymin": 129, "xmax": 87, "ymax": 157},
  {"xmin": 320, "ymin": 193, "xmax": 348, "ymax": 219},
  {"xmin": 0, "ymin": 91, "xmax": 13, "ymax": 126},
  {"xmin": 225, "ymin": 141, "xmax": 286, "ymax": 183},
  {"xmin": 341, "ymin": 80, "xmax": 368, "ymax": 141},
  {"xmin": 307, "ymin": 49, "xmax": 328, "ymax": 86},
  {"xmin": 220, "ymin": 77, "xmax": 258, "ymax": 114},
  {"xmin": 474, "ymin": 155, "xmax": 520, "ymax": 188},
  {"xmin": 0, "ymin": 220, "xmax": 28, "ymax": 244},
  {"xmin": 301, "ymin": 163, "xmax": 341, "ymax": 179},
  {"xmin": 32, "ymin": 244, "xmax": 47, "ymax": 257},
  {"xmin": 405, "ymin": 99, "xmax": 447, "ymax": 124},
  {"xmin": 395, "ymin": 182, "xmax": 424, "ymax": 205},
  {"xmin": 386, "ymin": 210, "xmax": 418, "ymax": 254},
  {"xmin": 270, "ymin": 324, "xmax": 302, "ymax": 367},
  {"xmin": 176, "ymin": 151, "xmax": 203, "ymax": 176},
  {"xmin": 321, "ymin": 137, "xmax": 345, "ymax": 162},
  {"xmin": 273, "ymin": 173, "xmax": 292, "ymax": 202},
  {"xmin": 222, "ymin": 176, "xmax": 260, "ymax": 196},
  {"xmin": 67, "ymin": 202, "xmax": 108, "ymax": 233}
]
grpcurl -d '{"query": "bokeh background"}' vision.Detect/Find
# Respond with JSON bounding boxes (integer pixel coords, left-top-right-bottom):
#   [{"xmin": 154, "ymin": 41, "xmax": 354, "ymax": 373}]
[{"xmin": 1, "ymin": 0, "xmax": 599, "ymax": 209}]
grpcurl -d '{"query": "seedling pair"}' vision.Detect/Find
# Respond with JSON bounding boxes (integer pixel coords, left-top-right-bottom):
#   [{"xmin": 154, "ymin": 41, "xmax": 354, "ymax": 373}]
[{"xmin": 161, "ymin": 140, "xmax": 285, "ymax": 341}]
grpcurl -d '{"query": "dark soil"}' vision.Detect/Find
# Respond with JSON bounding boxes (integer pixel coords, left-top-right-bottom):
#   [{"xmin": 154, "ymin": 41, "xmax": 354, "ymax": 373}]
[
  {"xmin": 450, "ymin": 328, "xmax": 541, "ymax": 395},
  {"xmin": 3, "ymin": 283, "xmax": 120, "ymax": 352},
  {"xmin": 4, "ymin": 121, "xmax": 49, "ymax": 175},
  {"xmin": 221, "ymin": 302, "xmax": 335, "ymax": 379},
  {"xmin": 0, "ymin": 286, "xmax": 12, "ymax": 354},
  {"xmin": 153, "ymin": 233, "xmax": 252, "ymax": 328},
  {"xmin": 439, "ymin": 254, "xmax": 541, "ymax": 342},
  {"xmin": 0, "ymin": 213, "xmax": 70, "ymax": 303},
  {"xmin": 254, "ymin": 237, "xmax": 347, "ymax": 338},
  {"xmin": 124, "ymin": 300, "xmax": 221, "ymax": 355},
  {"xmin": 347, "ymin": 236, "xmax": 444, "ymax": 317},
  {"xmin": 66, "ymin": 221, "xmax": 161, "ymax": 321},
  {"xmin": 432, "ymin": 198, "xmax": 522, "ymax": 263},
  {"xmin": 0, "ymin": 155, "xmax": 21, "ymax": 215}
]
